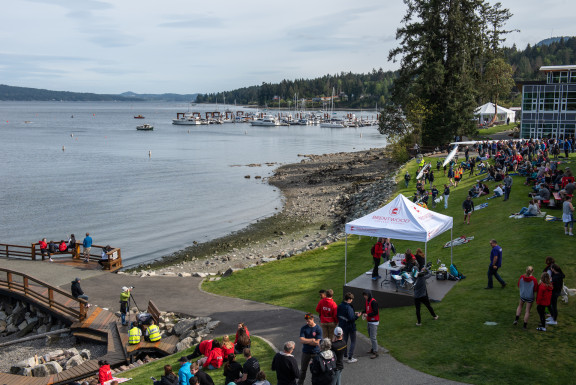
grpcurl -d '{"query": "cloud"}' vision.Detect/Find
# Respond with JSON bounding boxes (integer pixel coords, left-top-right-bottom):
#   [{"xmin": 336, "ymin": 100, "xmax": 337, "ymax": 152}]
[{"xmin": 158, "ymin": 14, "xmax": 225, "ymax": 29}]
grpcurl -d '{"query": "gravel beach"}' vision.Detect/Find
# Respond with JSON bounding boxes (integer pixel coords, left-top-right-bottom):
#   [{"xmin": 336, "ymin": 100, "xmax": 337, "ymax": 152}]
[{"xmin": 135, "ymin": 147, "xmax": 400, "ymax": 276}]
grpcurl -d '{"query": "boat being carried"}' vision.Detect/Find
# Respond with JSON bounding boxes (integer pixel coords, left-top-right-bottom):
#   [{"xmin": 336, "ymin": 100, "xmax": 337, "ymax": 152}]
[
  {"xmin": 136, "ymin": 124, "xmax": 154, "ymax": 131},
  {"xmin": 134, "ymin": 115, "xmax": 145, "ymax": 119}
]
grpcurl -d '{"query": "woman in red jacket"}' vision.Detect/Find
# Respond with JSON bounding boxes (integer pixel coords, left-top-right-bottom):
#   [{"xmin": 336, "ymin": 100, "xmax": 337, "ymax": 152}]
[
  {"xmin": 199, "ymin": 340, "xmax": 224, "ymax": 369},
  {"xmin": 98, "ymin": 360, "xmax": 113, "ymax": 384},
  {"xmin": 221, "ymin": 335, "xmax": 234, "ymax": 361},
  {"xmin": 536, "ymin": 272, "xmax": 553, "ymax": 332}
]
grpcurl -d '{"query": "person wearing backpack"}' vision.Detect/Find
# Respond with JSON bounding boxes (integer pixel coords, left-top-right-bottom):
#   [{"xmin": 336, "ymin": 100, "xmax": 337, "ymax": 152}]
[{"xmin": 309, "ymin": 338, "xmax": 336, "ymax": 385}]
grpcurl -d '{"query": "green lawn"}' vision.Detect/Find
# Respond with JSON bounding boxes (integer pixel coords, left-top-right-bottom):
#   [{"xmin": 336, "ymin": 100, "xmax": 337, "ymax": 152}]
[
  {"xmin": 474, "ymin": 122, "xmax": 517, "ymax": 137},
  {"xmin": 121, "ymin": 336, "xmax": 275, "ymax": 385},
  {"xmin": 203, "ymin": 154, "xmax": 576, "ymax": 385}
]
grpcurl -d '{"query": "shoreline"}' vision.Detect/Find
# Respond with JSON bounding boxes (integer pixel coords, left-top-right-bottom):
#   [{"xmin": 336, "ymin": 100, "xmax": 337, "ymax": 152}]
[{"xmin": 130, "ymin": 147, "xmax": 400, "ymax": 276}]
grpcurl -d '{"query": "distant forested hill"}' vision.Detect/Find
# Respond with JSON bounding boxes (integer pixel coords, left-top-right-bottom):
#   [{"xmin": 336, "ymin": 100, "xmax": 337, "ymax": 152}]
[
  {"xmin": 196, "ymin": 69, "xmax": 398, "ymax": 109},
  {"xmin": 0, "ymin": 84, "xmax": 142, "ymax": 101},
  {"xmin": 504, "ymin": 36, "xmax": 576, "ymax": 81}
]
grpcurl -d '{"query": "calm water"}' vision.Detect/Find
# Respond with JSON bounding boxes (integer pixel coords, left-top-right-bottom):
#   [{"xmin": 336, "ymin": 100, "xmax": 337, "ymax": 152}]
[{"xmin": 0, "ymin": 101, "xmax": 386, "ymax": 266}]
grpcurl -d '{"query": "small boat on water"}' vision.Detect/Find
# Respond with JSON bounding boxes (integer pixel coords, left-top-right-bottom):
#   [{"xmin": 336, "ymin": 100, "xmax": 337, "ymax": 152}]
[
  {"xmin": 251, "ymin": 115, "xmax": 279, "ymax": 126},
  {"xmin": 134, "ymin": 115, "xmax": 145, "ymax": 119},
  {"xmin": 136, "ymin": 124, "xmax": 154, "ymax": 131}
]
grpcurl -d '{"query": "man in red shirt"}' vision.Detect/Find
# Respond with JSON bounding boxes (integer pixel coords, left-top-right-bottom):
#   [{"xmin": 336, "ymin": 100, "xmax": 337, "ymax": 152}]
[{"xmin": 316, "ymin": 289, "xmax": 338, "ymax": 340}]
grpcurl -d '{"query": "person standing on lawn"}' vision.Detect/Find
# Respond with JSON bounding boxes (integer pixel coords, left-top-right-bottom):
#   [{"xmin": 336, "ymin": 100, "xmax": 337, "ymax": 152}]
[
  {"xmin": 443, "ymin": 184, "xmax": 450, "ymax": 209},
  {"xmin": 536, "ymin": 273, "xmax": 553, "ymax": 332},
  {"xmin": 485, "ymin": 239, "xmax": 506, "ymax": 289},
  {"xmin": 503, "ymin": 173, "xmax": 513, "ymax": 201},
  {"xmin": 315, "ymin": 289, "xmax": 338, "ymax": 340},
  {"xmin": 547, "ymin": 264, "xmax": 566, "ymax": 326},
  {"xmin": 359, "ymin": 290, "xmax": 379, "ymax": 359},
  {"xmin": 337, "ymin": 292, "xmax": 358, "ymax": 363},
  {"xmin": 297, "ymin": 313, "xmax": 322, "ymax": 385},
  {"xmin": 514, "ymin": 266, "xmax": 538, "ymax": 330},
  {"xmin": 462, "ymin": 195, "xmax": 474, "ymax": 225},
  {"xmin": 413, "ymin": 266, "xmax": 439, "ymax": 326}
]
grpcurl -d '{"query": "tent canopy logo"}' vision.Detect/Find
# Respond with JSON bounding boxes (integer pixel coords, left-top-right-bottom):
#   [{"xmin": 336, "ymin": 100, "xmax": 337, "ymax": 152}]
[{"xmin": 389, "ymin": 206, "xmax": 400, "ymax": 216}]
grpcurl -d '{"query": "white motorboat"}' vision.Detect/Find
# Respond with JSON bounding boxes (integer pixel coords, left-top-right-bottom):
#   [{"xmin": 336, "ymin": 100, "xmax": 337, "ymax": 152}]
[
  {"xmin": 251, "ymin": 115, "xmax": 279, "ymax": 126},
  {"xmin": 136, "ymin": 124, "xmax": 154, "ymax": 131},
  {"xmin": 172, "ymin": 114, "xmax": 202, "ymax": 125}
]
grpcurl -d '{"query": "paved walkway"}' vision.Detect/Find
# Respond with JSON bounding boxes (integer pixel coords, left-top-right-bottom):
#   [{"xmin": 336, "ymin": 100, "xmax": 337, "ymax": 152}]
[{"xmin": 0, "ymin": 258, "xmax": 463, "ymax": 384}]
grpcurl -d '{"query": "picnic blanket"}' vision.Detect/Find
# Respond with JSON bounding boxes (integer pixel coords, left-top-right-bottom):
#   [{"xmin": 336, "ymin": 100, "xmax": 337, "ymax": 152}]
[
  {"xmin": 474, "ymin": 202, "xmax": 488, "ymax": 210},
  {"xmin": 545, "ymin": 214, "xmax": 562, "ymax": 222},
  {"xmin": 509, "ymin": 212, "xmax": 547, "ymax": 219},
  {"xmin": 443, "ymin": 236, "xmax": 474, "ymax": 248}
]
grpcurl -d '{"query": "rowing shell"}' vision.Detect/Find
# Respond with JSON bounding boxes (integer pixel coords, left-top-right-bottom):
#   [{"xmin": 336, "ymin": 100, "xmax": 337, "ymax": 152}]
[{"xmin": 442, "ymin": 145, "xmax": 459, "ymax": 167}]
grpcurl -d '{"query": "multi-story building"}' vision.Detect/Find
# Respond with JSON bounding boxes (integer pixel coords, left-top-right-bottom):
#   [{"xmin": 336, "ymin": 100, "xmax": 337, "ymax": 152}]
[{"xmin": 519, "ymin": 65, "xmax": 576, "ymax": 139}]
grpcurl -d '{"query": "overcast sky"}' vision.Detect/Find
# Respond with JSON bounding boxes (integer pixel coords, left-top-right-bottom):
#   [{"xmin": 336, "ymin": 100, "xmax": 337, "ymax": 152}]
[{"xmin": 2, "ymin": 0, "xmax": 574, "ymax": 94}]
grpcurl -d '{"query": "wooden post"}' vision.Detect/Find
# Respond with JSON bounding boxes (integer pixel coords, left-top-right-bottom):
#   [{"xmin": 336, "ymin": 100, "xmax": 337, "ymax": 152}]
[
  {"xmin": 23, "ymin": 276, "xmax": 29, "ymax": 296},
  {"xmin": 7, "ymin": 272, "xmax": 12, "ymax": 290},
  {"xmin": 79, "ymin": 302, "xmax": 86, "ymax": 320},
  {"xmin": 5, "ymin": 245, "xmax": 8, "ymax": 258},
  {"xmin": 74, "ymin": 243, "xmax": 80, "ymax": 259},
  {"xmin": 31, "ymin": 243, "xmax": 36, "ymax": 261},
  {"xmin": 48, "ymin": 288, "xmax": 54, "ymax": 309}
]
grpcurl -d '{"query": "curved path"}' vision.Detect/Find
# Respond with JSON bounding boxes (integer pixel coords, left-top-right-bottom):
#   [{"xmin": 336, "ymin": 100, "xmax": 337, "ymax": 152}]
[{"xmin": 0, "ymin": 259, "xmax": 463, "ymax": 385}]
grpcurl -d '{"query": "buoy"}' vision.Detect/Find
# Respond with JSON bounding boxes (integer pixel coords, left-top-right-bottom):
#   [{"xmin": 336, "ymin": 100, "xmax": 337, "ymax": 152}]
[
  {"xmin": 62, "ymin": 146, "xmax": 65, "ymax": 151},
  {"xmin": 148, "ymin": 150, "xmax": 151, "ymax": 158},
  {"xmin": 70, "ymin": 133, "xmax": 74, "ymax": 137}
]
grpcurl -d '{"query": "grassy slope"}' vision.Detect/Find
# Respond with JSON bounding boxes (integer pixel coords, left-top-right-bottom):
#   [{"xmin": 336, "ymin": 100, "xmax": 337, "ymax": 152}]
[
  {"xmin": 121, "ymin": 336, "xmax": 274, "ymax": 385},
  {"xmin": 204, "ymin": 153, "xmax": 576, "ymax": 385}
]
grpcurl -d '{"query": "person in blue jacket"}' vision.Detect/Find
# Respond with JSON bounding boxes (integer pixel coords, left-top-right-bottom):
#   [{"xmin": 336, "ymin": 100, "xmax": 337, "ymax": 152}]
[
  {"xmin": 82, "ymin": 232, "xmax": 93, "ymax": 263},
  {"xmin": 178, "ymin": 356, "xmax": 192, "ymax": 385},
  {"xmin": 336, "ymin": 292, "xmax": 359, "ymax": 363}
]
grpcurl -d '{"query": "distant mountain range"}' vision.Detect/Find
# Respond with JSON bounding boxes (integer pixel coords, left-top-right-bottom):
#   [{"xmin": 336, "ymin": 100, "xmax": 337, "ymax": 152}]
[
  {"xmin": 0, "ymin": 84, "xmax": 198, "ymax": 102},
  {"xmin": 535, "ymin": 36, "xmax": 575, "ymax": 47}
]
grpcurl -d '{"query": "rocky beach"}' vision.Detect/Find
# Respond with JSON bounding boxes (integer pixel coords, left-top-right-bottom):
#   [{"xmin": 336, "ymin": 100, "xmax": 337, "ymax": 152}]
[{"xmin": 131, "ymin": 147, "xmax": 402, "ymax": 277}]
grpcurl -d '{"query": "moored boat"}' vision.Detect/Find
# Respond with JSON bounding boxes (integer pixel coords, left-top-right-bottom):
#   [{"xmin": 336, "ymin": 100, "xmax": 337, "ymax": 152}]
[
  {"xmin": 134, "ymin": 115, "xmax": 145, "ymax": 119},
  {"xmin": 136, "ymin": 124, "xmax": 154, "ymax": 131}
]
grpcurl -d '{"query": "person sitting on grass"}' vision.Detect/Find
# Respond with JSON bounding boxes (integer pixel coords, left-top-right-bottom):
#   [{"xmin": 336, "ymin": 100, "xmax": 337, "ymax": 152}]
[
  {"xmin": 511, "ymin": 200, "xmax": 540, "ymax": 217},
  {"xmin": 191, "ymin": 361, "xmax": 215, "ymax": 385},
  {"xmin": 198, "ymin": 340, "xmax": 224, "ymax": 370},
  {"xmin": 223, "ymin": 353, "xmax": 243, "ymax": 385},
  {"xmin": 254, "ymin": 371, "xmax": 271, "ymax": 385},
  {"xmin": 488, "ymin": 184, "xmax": 504, "ymax": 199},
  {"xmin": 153, "ymin": 364, "xmax": 178, "ymax": 385},
  {"xmin": 234, "ymin": 323, "xmax": 251, "ymax": 354}
]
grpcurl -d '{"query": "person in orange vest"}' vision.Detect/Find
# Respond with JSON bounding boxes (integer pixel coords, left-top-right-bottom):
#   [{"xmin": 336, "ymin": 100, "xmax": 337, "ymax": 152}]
[{"xmin": 358, "ymin": 290, "xmax": 379, "ymax": 359}]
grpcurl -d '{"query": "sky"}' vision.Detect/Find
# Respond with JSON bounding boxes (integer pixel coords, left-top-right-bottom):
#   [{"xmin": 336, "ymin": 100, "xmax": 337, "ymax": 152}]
[{"xmin": 1, "ymin": 0, "xmax": 575, "ymax": 95}]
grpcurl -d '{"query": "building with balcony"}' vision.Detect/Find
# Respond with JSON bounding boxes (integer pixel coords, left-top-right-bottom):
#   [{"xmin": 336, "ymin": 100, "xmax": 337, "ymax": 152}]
[{"xmin": 519, "ymin": 65, "xmax": 576, "ymax": 139}]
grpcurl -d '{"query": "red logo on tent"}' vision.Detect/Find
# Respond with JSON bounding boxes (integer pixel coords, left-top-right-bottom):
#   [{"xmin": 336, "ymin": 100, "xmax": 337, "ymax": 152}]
[{"xmin": 389, "ymin": 207, "xmax": 400, "ymax": 216}]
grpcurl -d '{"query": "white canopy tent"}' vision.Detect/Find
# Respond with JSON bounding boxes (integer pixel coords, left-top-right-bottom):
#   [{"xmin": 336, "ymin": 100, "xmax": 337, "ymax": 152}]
[
  {"xmin": 474, "ymin": 102, "xmax": 516, "ymax": 124},
  {"xmin": 344, "ymin": 194, "xmax": 454, "ymax": 282}
]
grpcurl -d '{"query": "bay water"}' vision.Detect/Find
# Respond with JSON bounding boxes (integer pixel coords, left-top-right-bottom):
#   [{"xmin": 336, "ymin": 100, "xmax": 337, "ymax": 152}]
[{"xmin": 0, "ymin": 101, "xmax": 386, "ymax": 266}]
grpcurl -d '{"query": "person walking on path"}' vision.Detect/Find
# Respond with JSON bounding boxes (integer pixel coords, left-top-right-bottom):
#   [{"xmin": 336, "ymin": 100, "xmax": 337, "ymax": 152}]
[
  {"xmin": 370, "ymin": 238, "xmax": 384, "ymax": 280},
  {"xmin": 271, "ymin": 341, "xmax": 300, "ymax": 385},
  {"xmin": 82, "ymin": 232, "xmax": 93, "ymax": 263},
  {"xmin": 514, "ymin": 266, "xmax": 538, "ymax": 330},
  {"xmin": 316, "ymin": 289, "xmax": 338, "ymax": 340},
  {"xmin": 359, "ymin": 290, "xmax": 379, "ymax": 359},
  {"xmin": 413, "ymin": 267, "xmax": 439, "ymax": 326},
  {"xmin": 330, "ymin": 327, "xmax": 347, "ymax": 385},
  {"xmin": 503, "ymin": 173, "xmax": 513, "ymax": 201},
  {"xmin": 443, "ymin": 184, "xmax": 450, "ymax": 209},
  {"xmin": 297, "ymin": 313, "xmax": 322, "ymax": 385},
  {"xmin": 485, "ymin": 239, "xmax": 506, "ymax": 289},
  {"xmin": 547, "ymin": 264, "xmax": 566, "ymax": 326},
  {"xmin": 562, "ymin": 195, "xmax": 574, "ymax": 235},
  {"xmin": 536, "ymin": 273, "xmax": 554, "ymax": 332},
  {"xmin": 337, "ymin": 292, "xmax": 358, "ymax": 363},
  {"xmin": 462, "ymin": 196, "xmax": 474, "ymax": 225}
]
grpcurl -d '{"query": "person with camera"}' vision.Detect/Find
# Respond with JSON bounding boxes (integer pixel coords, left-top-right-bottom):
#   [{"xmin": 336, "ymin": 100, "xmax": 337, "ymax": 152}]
[
  {"xmin": 413, "ymin": 266, "xmax": 439, "ymax": 326},
  {"xmin": 120, "ymin": 286, "xmax": 132, "ymax": 326}
]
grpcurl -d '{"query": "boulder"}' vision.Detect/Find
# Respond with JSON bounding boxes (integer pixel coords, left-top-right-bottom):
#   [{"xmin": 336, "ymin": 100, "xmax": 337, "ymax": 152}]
[
  {"xmin": 193, "ymin": 272, "xmax": 207, "ymax": 278},
  {"xmin": 16, "ymin": 357, "xmax": 36, "ymax": 368},
  {"xmin": 175, "ymin": 337, "xmax": 194, "ymax": 352},
  {"xmin": 20, "ymin": 367, "xmax": 33, "ymax": 376},
  {"xmin": 17, "ymin": 320, "xmax": 28, "ymax": 330},
  {"xmin": 65, "ymin": 355, "xmax": 83, "ymax": 369},
  {"xmin": 0, "ymin": 319, "xmax": 7, "ymax": 332},
  {"xmin": 31, "ymin": 364, "xmax": 49, "ymax": 377},
  {"xmin": 0, "ymin": 311, "xmax": 7, "ymax": 320},
  {"xmin": 80, "ymin": 349, "xmax": 91, "ymax": 360},
  {"xmin": 47, "ymin": 350, "xmax": 64, "ymax": 360},
  {"xmin": 64, "ymin": 348, "xmax": 79, "ymax": 357},
  {"xmin": 36, "ymin": 324, "xmax": 48, "ymax": 334},
  {"xmin": 222, "ymin": 268, "xmax": 234, "ymax": 277},
  {"xmin": 178, "ymin": 272, "xmax": 192, "ymax": 277},
  {"xmin": 206, "ymin": 320, "xmax": 220, "ymax": 330},
  {"xmin": 45, "ymin": 361, "xmax": 63, "ymax": 374},
  {"xmin": 173, "ymin": 319, "xmax": 197, "ymax": 336}
]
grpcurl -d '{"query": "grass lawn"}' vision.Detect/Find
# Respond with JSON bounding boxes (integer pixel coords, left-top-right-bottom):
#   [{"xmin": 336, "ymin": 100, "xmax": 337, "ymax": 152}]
[
  {"xmin": 203, "ymin": 153, "xmax": 576, "ymax": 385},
  {"xmin": 474, "ymin": 122, "xmax": 518, "ymax": 137},
  {"xmin": 120, "ymin": 336, "xmax": 275, "ymax": 385}
]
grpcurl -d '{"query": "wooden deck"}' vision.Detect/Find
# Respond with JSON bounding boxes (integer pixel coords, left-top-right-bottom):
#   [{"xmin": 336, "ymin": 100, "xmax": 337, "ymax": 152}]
[{"xmin": 0, "ymin": 270, "xmax": 180, "ymax": 384}]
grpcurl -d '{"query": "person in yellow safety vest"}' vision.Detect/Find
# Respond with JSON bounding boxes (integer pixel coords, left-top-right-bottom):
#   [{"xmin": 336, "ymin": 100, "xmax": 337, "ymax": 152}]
[
  {"xmin": 146, "ymin": 320, "xmax": 162, "ymax": 342},
  {"xmin": 128, "ymin": 322, "xmax": 142, "ymax": 345}
]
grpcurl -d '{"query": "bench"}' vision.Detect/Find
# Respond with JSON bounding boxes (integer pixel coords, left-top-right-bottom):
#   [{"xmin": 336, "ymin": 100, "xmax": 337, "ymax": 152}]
[
  {"xmin": 99, "ymin": 248, "xmax": 123, "ymax": 271},
  {"xmin": 147, "ymin": 300, "xmax": 161, "ymax": 325}
]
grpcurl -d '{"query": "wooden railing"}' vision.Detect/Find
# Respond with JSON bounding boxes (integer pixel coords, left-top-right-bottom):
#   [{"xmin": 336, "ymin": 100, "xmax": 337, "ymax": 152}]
[
  {"xmin": 0, "ymin": 243, "xmax": 122, "ymax": 270},
  {"xmin": 0, "ymin": 268, "xmax": 88, "ymax": 321}
]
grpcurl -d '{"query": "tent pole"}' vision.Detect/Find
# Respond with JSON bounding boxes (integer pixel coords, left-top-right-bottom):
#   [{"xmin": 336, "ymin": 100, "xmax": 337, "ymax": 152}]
[
  {"xmin": 424, "ymin": 241, "xmax": 427, "ymax": 267},
  {"xmin": 344, "ymin": 234, "xmax": 348, "ymax": 284},
  {"xmin": 450, "ymin": 226, "xmax": 454, "ymax": 265}
]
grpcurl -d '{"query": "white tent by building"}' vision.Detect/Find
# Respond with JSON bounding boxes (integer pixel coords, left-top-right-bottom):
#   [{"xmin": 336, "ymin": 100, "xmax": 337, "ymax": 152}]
[
  {"xmin": 475, "ymin": 102, "xmax": 516, "ymax": 124},
  {"xmin": 344, "ymin": 194, "xmax": 454, "ymax": 282}
]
